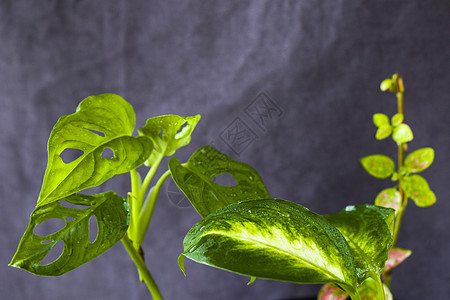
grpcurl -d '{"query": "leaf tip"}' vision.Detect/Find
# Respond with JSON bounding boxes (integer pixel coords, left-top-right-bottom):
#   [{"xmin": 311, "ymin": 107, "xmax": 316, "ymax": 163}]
[
  {"xmin": 247, "ymin": 276, "xmax": 256, "ymax": 285},
  {"xmin": 178, "ymin": 254, "xmax": 187, "ymax": 277}
]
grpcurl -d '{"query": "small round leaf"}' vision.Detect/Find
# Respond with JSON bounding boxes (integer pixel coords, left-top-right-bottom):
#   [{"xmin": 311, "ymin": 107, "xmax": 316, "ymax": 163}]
[
  {"xmin": 391, "ymin": 113, "xmax": 404, "ymax": 127},
  {"xmin": 373, "ymin": 113, "xmax": 390, "ymax": 127},
  {"xmin": 392, "ymin": 124, "xmax": 413, "ymax": 144},
  {"xmin": 376, "ymin": 125, "xmax": 393, "ymax": 140},
  {"xmin": 360, "ymin": 155, "xmax": 395, "ymax": 179}
]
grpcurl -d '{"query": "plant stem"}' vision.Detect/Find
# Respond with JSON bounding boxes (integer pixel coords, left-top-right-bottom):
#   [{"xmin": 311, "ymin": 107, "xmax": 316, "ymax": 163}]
[
  {"xmin": 141, "ymin": 154, "xmax": 164, "ymax": 202},
  {"xmin": 136, "ymin": 169, "xmax": 171, "ymax": 246},
  {"xmin": 129, "ymin": 169, "xmax": 141, "ymax": 238},
  {"xmin": 383, "ymin": 75, "xmax": 407, "ymax": 288},
  {"xmin": 121, "ymin": 236, "xmax": 163, "ymax": 300}
]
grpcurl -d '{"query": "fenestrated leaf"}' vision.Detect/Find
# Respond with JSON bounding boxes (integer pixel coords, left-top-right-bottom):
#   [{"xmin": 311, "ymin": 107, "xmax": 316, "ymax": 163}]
[
  {"xmin": 169, "ymin": 146, "xmax": 270, "ymax": 218},
  {"xmin": 324, "ymin": 205, "xmax": 394, "ymax": 285},
  {"xmin": 318, "ymin": 283, "xmax": 348, "ymax": 300},
  {"xmin": 392, "ymin": 124, "xmax": 413, "ymax": 144},
  {"xmin": 373, "ymin": 114, "xmax": 390, "ymax": 127},
  {"xmin": 10, "ymin": 192, "xmax": 129, "ymax": 276},
  {"xmin": 400, "ymin": 175, "xmax": 436, "ymax": 207},
  {"xmin": 37, "ymin": 94, "xmax": 152, "ymax": 207},
  {"xmin": 384, "ymin": 247, "xmax": 411, "ymax": 272},
  {"xmin": 360, "ymin": 155, "xmax": 395, "ymax": 179},
  {"xmin": 404, "ymin": 148, "xmax": 434, "ymax": 173},
  {"xmin": 138, "ymin": 114, "xmax": 201, "ymax": 166},
  {"xmin": 180, "ymin": 199, "xmax": 358, "ymax": 296},
  {"xmin": 374, "ymin": 188, "xmax": 401, "ymax": 215},
  {"xmin": 375, "ymin": 125, "xmax": 392, "ymax": 140}
]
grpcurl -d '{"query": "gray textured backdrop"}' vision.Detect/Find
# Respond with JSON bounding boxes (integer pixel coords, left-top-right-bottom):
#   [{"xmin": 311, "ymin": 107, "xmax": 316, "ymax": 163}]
[{"xmin": 1, "ymin": 1, "xmax": 449, "ymax": 299}]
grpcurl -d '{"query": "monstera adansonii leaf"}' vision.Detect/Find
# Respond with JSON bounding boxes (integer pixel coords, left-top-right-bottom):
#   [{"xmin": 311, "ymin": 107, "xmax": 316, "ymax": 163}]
[
  {"xmin": 10, "ymin": 192, "xmax": 129, "ymax": 276},
  {"xmin": 169, "ymin": 146, "xmax": 270, "ymax": 218},
  {"xmin": 37, "ymin": 94, "xmax": 152, "ymax": 207},
  {"xmin": 138, "ymin": 114, "xmax": 201, "ymax": 166}
]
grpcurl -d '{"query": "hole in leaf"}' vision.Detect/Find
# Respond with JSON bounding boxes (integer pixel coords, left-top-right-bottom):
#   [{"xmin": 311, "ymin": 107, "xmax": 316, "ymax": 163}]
[
  {"xmin": 101, "ymin": 148, "xmax": 114, "ymax": 159},
  {"xmin": 65, "ymin": 217, "xmax": 75, "ymax": 222},
  {"xmin": 41, "ymin": 240, "xmax": 53, "ymax": 244},
  {"xmin": 84, "ymin": 128, "xmax": 105, "ymax": 137},
  {"xmin": 41, "ymin": 240, "xmax": 64, "ymax": 266},
  {"xmin": 89, "ymin": 215, "xmax": 98, "ymax": 243},
  {"xmin": 175, "ymin": 122, "xmax": 189, "ymax": 139},
  {"xmin": 59, "ymin": 201, "xmax": 88, "ymax": 209},
  {"xmin": 60, "ymin": 148, "xmax": 84, "ymax": 164},
  {"xmin": 33, "ymin": 218, "xmax": 66, "ymax": 237},
  {"xmin": 209, "ymin": 191, "xmax": 219, "ymax": 202},
  {"xmin": 211, "ymin": 173, "xmax": 237, "ymax": 187},
  {"xmin": 159, "ymin": 129, "xmax": 164, "ymax": 138}
]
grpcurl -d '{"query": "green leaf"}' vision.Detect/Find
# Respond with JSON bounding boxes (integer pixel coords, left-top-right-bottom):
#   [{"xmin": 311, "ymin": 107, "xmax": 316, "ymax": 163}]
[
  {"xmin": 384, "ymin": 247, "xmax": 411, "ymax": 272},
  {"xmin": 374, "ymin": 188, "xmax": 401, "ymax": 215},
  {"xmin": 10, "ymin": 192, "xmax": 129, "ymax": 276},
  {"xmin": 169, "ymin": 146, "xmax": 270, "ymax": 218},
  {"xmin": 375, "ymin": 125, "xmax": 393, "ymax": 140},
  {"xmin": 181, "ymin": 199, "xmax": 358, "ymax": 296},
  {"xmin": 373, "ymin": 114, "xmax": 390, "ymax": 127},
  {"xmin": 390, "ymin": 113, "xmax": 404, "ymax": 127},
  {"xmin": 380, "ymin": 79, "xmax": 393, "ymax": 92},
  {"xmin": 400, "ymin": 175, "xmax": 436, "ymax": 207},
  {"xmin": 392, "ymin": 124, "xmax": 413, "ymax": 144},
  {"xmin": 37, "ymin": 94, "xmax": 152, "ymax": 207},
  {"xmin": 360, "ymin": 155, "xmax": 395, "ymax": 179},
  {"xmin": 318, "ymin": 283, "xmax": 348, "ymax": 300},
  {"xmin": 404, "ymin": 148, "xmax": 435, "ymax": 173},
  {"xmin": 324, "ymin": 205, "xmax": 394, "ymax": 284},
  {"xmin": 138, "ymin": 114, "xmax": 201, "ymax": 166}
]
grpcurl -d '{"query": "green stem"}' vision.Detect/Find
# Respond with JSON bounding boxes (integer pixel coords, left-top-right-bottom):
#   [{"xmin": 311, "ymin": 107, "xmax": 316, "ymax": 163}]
[
  {"xmin": 121, "ymin": 236, "xmax": 163, "ymax": 300},
  {"xmin": 393, "ymin": 84, "xmax": 406, "ymax": 247},
  {"xmin": 136, "ymin": 169, "xmax": 171, "ymax": 246},
  {"xmin": 383, "ymin": 75, "xmax": 407, "ymax": 288},
  {"xmin": 374, "ymin": 276, "xmax": 386, "ymax": 300},
  {"xmin": 140, "ymin": 154, "xmax": 164, "ymax": 202},
  {"xmin": 129, "ymin": 170, "xmax": 141, "ymax": 239}
]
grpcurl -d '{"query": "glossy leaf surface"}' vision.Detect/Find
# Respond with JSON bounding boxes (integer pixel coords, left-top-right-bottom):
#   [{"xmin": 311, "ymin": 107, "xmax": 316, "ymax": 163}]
[
  {"xmin": 169, "ymin": 146, "xmax": 270, "ymax": 217},
  {"xmin": 374, "ymin": 188, "xmax": 401, "ymax": 215},
  {"xmin": 404, "ymin": 147, "xmax": 434, "ymax": 173},
  {"xmin": 37, "ymin": 94, "xmax": 152, "ymax": 207},
  {"xmin": 138, "ymin": 114, "xmax": 201, "ymax": 166},
  {"xmin": 10, "ymin": 192, "xmax": 129, "ymax": 276},
  {"xmin": 400, "ymin": 175, "xmax": 436, "ymax": 207},
  {"xmin": 181, "ymin": 199, "xmax": 358, "ymax": 295},
  {"xmin": 360, "ymin": 155, "xmax": 395, "ymax": 179},
  {"xmin": 392, "ymin": 124, "xmax": 413, "ymax": 144},
  {"xmin": 324, "ymin": 205, "xmax": 394, "ymax": 284},
  {"xmin": 384, "ymin": 247, "xmax": 411, "ymax": 271}
]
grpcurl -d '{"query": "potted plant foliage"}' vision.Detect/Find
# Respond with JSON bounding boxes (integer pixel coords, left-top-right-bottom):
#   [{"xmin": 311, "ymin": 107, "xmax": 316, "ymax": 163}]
[{"xmin": 10, "ymin": 74, "xmax": 435, "ymax": 299}]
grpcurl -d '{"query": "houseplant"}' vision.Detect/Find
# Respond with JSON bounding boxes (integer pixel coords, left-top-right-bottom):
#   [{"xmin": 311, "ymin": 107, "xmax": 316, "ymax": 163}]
[{"xmin": 10, "ymin": 74, "xmax": 434, "ymax": 299}]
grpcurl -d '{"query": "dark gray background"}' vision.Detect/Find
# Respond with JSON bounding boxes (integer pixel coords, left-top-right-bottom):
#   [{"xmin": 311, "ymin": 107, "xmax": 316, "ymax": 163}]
[{"xmin": 1, "ymin": 1, "xmax": 449, "ymax": 299}]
